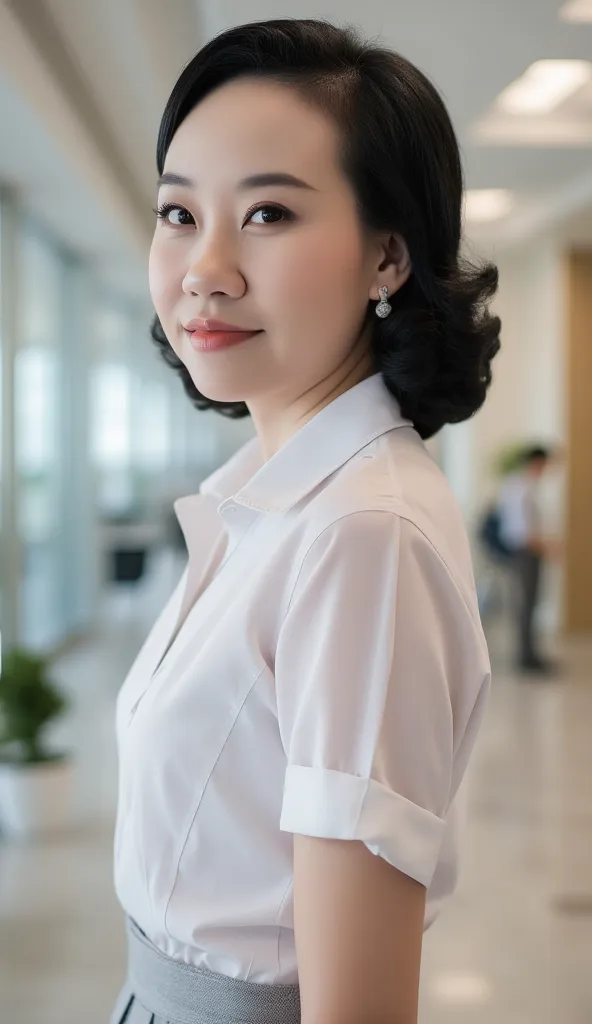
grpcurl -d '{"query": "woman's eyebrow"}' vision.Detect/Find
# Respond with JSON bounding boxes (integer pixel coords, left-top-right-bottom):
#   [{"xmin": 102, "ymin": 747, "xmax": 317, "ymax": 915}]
[
  {"xmin": 157, "ymin": 172, "xmax": 194, "ymax": 189},
  {"xmin": 156, "ymin": 171, "xmax": 317, "ymax": 191},
  {"xmin": 238, "ymin": 172, "xmax": 317, "ymax": 191}
]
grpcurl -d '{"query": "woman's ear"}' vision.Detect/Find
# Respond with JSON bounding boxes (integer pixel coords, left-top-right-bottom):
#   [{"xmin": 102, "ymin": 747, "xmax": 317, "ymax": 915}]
[{"xmin": 369, "ymin": 234, "xmax": 411, "ymax": 301}]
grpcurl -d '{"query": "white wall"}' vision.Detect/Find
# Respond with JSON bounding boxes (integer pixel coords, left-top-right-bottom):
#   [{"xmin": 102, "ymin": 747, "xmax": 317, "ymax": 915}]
[
  {"xmin": 442, "ymin": 233, "xmax": 567, "ymax": 629},
  {"xmin": 474, "ymin": 236, "xmax": 566, "ymax": 505},
  {"xmin": 442, "ymin": 235, "xmax": 565, "ymax": 520}
]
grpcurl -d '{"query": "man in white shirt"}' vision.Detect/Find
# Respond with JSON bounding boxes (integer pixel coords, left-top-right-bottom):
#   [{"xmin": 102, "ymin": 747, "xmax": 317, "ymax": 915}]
[{"xmin": 497, "ymin": 446, "xmax": 557, "ymax": 674}]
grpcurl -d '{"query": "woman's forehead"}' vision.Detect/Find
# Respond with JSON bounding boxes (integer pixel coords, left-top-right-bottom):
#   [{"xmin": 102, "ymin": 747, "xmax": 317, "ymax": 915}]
[{"xmin": 164, "ymin": 79, "xmax": 342, "ymax": 187}]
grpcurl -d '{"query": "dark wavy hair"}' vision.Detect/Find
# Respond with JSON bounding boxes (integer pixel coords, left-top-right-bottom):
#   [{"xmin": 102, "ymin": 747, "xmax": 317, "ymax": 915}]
[{"xmin": 151, "ymin": 18, "xmax": 500, "ymax": 439}]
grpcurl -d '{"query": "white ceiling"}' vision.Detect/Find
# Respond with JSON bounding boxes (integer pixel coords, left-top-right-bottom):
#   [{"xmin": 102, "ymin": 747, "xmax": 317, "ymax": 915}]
[{"xmin": 2, "ymin": 0, "xmax": 592, "ymax": 300}]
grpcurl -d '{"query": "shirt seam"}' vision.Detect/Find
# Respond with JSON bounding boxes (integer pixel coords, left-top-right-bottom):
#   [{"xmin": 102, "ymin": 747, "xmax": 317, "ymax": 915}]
[
  {"xmin": 383, "ymin": 455, "xmax": 483, "ymax": 634},
  {"xmin": 151, "ymin": 515, "xmax": 259, "ymax": 684},
  {"xmin": 271, "ymin": 877, "xmax": 294, "ymax": 985},
  {"xmin": 163, "ymin": 664, "xmax": 268, "ymax": 940},
  {"xmin": 282, "ymin": 507, "xmax": 483, "ymax": 642}
]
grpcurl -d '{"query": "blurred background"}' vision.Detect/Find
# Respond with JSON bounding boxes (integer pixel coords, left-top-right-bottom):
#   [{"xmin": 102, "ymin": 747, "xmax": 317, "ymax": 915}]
[{"xmin": 0, "ymin": 1, "xmax": 591, "ymax": 1021}]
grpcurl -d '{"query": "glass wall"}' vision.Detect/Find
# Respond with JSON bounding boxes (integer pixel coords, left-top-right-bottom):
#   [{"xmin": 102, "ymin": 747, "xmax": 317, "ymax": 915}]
[
  {"xmin": 0, "ymin": 187, "xmax": 250, "ymax": 658},
  {"xmin": 16, "ymin": 225, "xmax": 67, "ymax": 648},
  {"xmin": 0, "ymin": 191, "xmax": 20, "ymax": 655},
  {"xmin": 91, "ymin": 304, "xmax": 136, "ymax": 517},
  {"xmin": 0, "ymin": 195, "xmax": 144, "ymax": 654}
]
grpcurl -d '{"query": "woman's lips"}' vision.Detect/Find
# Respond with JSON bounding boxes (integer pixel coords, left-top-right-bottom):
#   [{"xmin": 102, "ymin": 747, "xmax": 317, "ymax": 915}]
[{"xmin": 183, "ymin": 319, "xmax": 262, "ymax": 352}]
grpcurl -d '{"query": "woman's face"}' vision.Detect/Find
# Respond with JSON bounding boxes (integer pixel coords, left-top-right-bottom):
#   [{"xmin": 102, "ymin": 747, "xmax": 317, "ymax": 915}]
[{"xmin": 150, "ymin": 78, "xmax": 395, "ymax": 409}]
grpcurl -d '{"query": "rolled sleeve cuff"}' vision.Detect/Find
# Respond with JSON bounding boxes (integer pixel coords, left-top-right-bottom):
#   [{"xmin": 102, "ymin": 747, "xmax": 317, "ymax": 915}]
[{"xmin": 280, "ymin": 765, "xmax": 446, "ymax": 888}]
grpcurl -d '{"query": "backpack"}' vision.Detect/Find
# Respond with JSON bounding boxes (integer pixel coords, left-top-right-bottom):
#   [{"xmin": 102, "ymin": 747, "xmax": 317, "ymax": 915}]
[{"xmin": 479, "ymin": 505, "xmax": 514, "ymax": 560}]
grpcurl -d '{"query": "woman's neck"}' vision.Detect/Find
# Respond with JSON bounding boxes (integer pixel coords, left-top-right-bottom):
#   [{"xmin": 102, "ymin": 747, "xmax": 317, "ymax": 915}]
[{"xmin": 248, "ymin": 344, "xmax": 375, "ymax": 462}]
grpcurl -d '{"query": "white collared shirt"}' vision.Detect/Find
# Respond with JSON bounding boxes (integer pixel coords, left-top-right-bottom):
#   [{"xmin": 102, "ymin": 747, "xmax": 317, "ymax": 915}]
[
  {"xmin": 113, "ymin": 374, "xmax": 490, "ymax": 983},
  {"xmin": 498, "ymin": 471, "xmax": 540, "ymax": 550}
]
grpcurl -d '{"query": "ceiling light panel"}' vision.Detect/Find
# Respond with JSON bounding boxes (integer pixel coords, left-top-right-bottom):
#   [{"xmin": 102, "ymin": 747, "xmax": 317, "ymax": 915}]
[
  {"xmin": 496, "ymin": 60, "xmax": 592, "ymax": 115},
  {"xmin": 560, "ymin": 0, "xmax": 592, "ymax": 22},
  {"xmin": 464, "ymin": 190, "xmax": 514, "ymax": 223}
]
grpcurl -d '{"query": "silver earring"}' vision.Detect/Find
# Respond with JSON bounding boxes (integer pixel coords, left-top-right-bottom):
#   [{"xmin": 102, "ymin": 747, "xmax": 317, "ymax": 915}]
[{"xmin": 375, "ymin": 285, "xmax": 392, "ymax": 319}]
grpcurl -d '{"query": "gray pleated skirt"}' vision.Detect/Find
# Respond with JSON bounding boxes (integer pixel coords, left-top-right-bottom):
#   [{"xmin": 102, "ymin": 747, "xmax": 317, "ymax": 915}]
[{"xmin": 110, "ymin": 917, "xmax": 301, "ymax": 1024}]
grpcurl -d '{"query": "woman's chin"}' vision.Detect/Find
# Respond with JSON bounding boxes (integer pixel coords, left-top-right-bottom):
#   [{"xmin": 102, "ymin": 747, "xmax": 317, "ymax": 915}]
[{"xmin": 186, "ymin": 368, "xmax": 250, "ymax": 407}]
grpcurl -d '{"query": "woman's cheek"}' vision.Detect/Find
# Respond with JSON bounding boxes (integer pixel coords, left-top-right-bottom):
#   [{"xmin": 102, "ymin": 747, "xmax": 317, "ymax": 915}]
[
  {"xmin": 267, "ymin": 233, "xmax": 339, "ymax": 304},
  {"xmin": 301, "ymin": 227, "xmax": 364, "ymax": 298},
  {"xmin": 148, "ymin": 245, "xmax": 168, "ymax": 311},
  {"xmin": 149, "ymin": 246, "xmax": 182, "ymax": 340}
]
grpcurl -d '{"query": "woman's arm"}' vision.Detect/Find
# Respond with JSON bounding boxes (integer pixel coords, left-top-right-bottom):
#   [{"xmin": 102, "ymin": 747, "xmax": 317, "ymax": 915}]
[
  {"xmin": 294, "ymin": 834, "xmax": 426, "ymax": 1024},
  {"xmin": 276, "ymin": 513, "xmax": 489, "ymax": 1020}
]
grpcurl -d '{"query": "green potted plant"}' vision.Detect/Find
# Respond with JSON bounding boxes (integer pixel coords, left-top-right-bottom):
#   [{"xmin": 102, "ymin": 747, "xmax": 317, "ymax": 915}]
[{"xmin": 0, "ymin": 648, "xmax": 73, "ymax": 839}]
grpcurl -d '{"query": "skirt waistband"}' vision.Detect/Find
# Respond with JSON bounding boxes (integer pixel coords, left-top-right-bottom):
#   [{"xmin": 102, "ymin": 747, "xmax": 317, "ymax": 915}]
[{"xmin": 125, "ymin": 917, "xmax": 301, "ymax": 1024}]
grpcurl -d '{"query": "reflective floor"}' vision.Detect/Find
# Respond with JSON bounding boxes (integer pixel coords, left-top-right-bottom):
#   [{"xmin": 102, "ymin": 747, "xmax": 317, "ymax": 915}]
[{"xmin": 1, "ymin": 549, "xmax": 591, "ymax": 1023}]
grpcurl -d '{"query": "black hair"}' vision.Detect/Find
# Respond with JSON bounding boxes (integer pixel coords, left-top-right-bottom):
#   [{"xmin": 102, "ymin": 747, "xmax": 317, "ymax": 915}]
[
  {"xmin": 151, "ymin": 18, "xmax": 500, "ymax": 439},
  {"xmin": 523, "ymin": 445, "xmax": 552, "ymax": 464}
]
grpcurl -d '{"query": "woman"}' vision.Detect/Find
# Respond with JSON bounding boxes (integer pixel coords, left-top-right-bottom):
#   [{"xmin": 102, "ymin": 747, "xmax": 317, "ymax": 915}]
[{"xmin": 111, "ymin": 18, "xmax": 499, "ymax": 1024}]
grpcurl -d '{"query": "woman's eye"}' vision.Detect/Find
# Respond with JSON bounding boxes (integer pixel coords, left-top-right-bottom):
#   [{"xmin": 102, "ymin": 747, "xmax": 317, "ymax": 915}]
[
  {"xmin": 155, "ymin": 204, "xmax": 194, "ymax": 227},
  {"xmin": 246, "ymin": 205, "xmax": 291, "ymax": 226}
]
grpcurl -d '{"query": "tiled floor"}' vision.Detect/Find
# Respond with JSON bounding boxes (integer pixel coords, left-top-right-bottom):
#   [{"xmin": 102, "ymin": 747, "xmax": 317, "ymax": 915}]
[{"xmin": 1, "ymin": 549, "xmax": 591, "ymax": 1023}]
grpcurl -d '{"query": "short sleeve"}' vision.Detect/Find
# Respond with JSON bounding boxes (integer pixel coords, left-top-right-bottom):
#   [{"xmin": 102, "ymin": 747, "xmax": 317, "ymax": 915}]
[{"xmin": 275, "ymin": 511, "xmax": 490, "ymax": 888}]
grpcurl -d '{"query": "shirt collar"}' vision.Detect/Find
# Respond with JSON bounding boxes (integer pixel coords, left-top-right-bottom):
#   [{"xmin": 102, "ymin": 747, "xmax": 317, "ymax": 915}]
[
  {"xmin": 194, "ymin": 374, "xmax": 412, "ymax": 515},
  {"xmin": 199, "ymin": 436, "xmax": 263, "ymax": 504}
]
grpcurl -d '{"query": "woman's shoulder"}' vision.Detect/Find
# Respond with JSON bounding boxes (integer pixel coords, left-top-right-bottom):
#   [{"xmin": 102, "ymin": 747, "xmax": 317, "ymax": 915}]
[
  {"xmin": 305, "ymin": 427, "xmax": 464, "ymax": 540},
  {"xmin": 298, "ymin": 427, "xmax": 478, "ymax": 610}
]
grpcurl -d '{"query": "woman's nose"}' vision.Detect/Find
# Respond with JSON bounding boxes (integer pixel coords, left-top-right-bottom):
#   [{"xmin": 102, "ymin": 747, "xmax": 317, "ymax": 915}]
[{"xmin": 182, "ymin": 236, "xmax": 246, "ymax": 299}]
